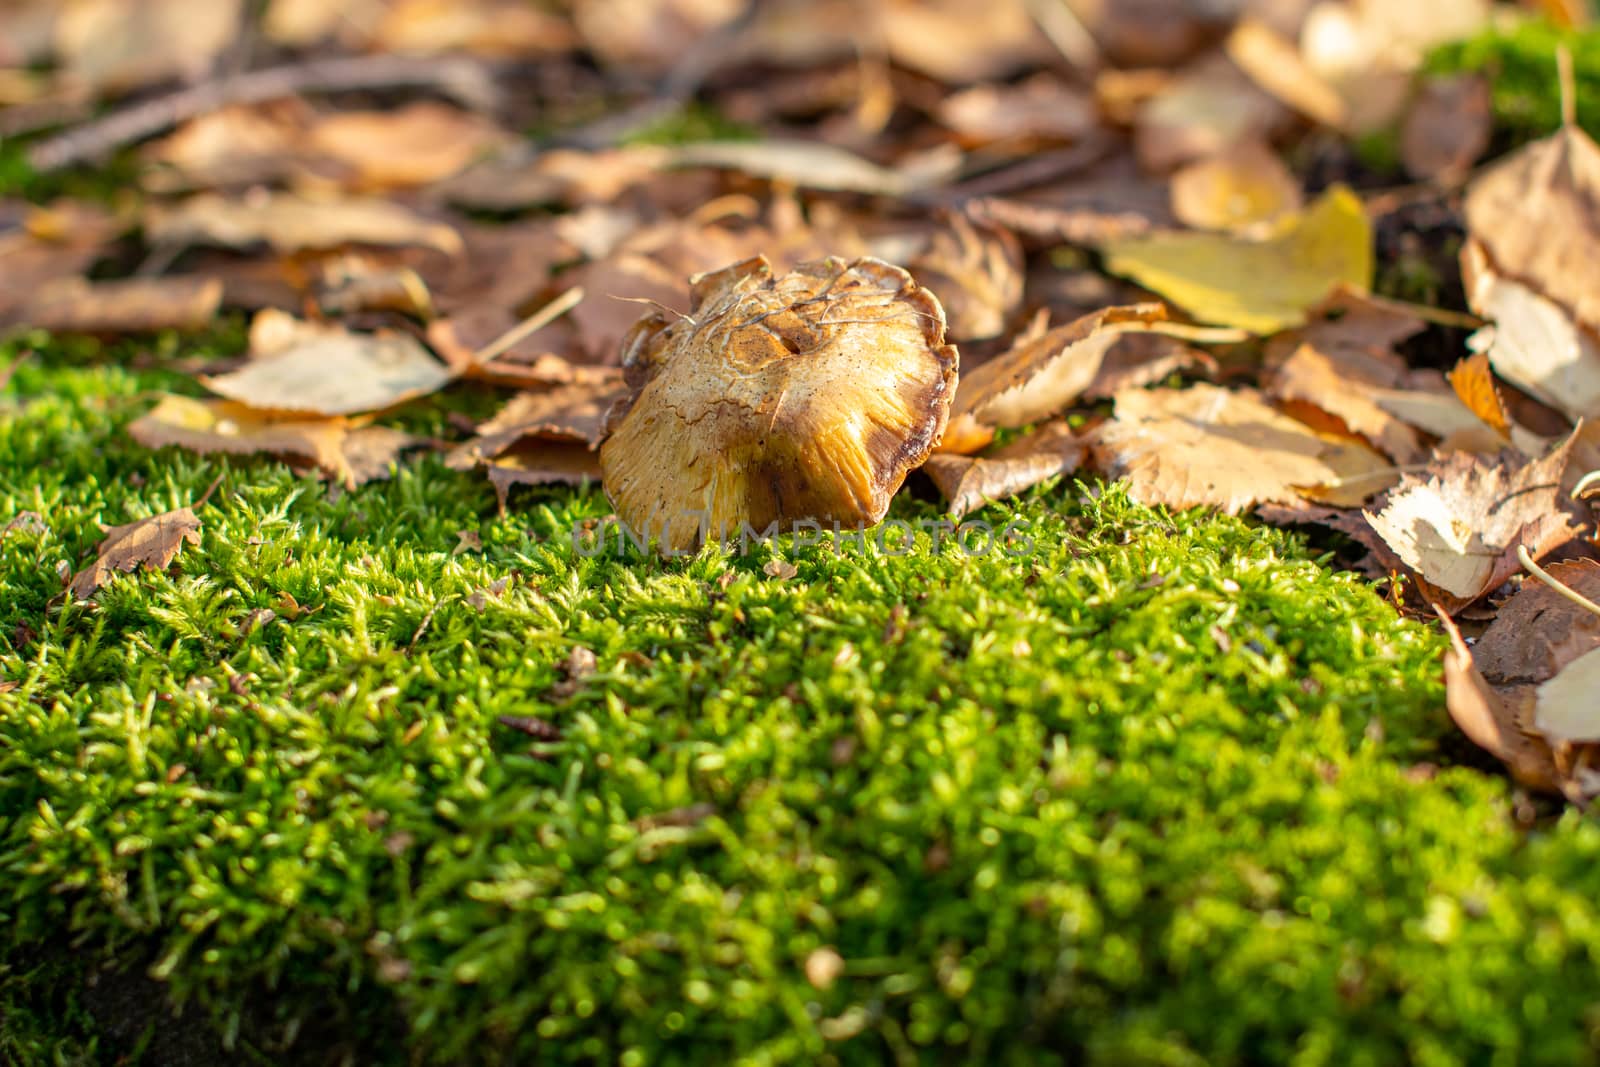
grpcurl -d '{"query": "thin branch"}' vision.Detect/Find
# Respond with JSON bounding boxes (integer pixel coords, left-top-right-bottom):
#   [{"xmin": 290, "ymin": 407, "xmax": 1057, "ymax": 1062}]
[
  {"xmin": 27, "ymin": 54, "xmax": 503, "ymax": 172},
  {"xmin": 473, "ymin": 287, "xmax": 585, "ymax": 365}
]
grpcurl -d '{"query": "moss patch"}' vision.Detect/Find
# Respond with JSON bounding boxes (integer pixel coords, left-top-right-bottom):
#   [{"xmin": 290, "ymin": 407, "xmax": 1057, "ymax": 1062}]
[
  {"xmin": 1427, "ymin": 19, "xmax": 1600, "ymax": 147},
  {"xmin": 3, "ymin": 333, "xmax": 1599, "ymax": 1065}
]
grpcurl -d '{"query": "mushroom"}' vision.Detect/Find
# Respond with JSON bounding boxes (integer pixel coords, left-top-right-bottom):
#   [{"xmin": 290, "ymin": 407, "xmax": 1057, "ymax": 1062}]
[{"xmin": 599, "ymin": 255, "xmax": 958, "ymax": 551}]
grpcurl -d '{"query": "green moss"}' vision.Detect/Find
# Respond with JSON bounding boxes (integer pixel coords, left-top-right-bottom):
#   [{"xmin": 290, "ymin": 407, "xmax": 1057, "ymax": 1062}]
[
  {"xmin": 3, "ymin": 331, "xmax": 1599, "ymax": 1066},
  {"xmin": 623, "ymin": 102, "xmax": 760, "ymax": 146},
  {"xmin": 1427, "ymin": 19, "xmax": 1600, "ymax": 146}
]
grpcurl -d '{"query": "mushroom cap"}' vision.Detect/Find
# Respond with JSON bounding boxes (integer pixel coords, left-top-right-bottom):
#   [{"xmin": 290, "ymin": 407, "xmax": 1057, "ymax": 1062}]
[{"xmin": 599, "ymin": 255, "xmax": 958, "ymax": 551}]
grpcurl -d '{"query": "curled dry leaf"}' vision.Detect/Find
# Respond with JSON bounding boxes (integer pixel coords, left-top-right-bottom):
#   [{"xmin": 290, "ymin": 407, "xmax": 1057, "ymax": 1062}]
[
  {"xmin": 1101, "ymin": 185, "xmax": 1373, "ymax": 334},
  {"xmin": 1169, "ymin": 139, "xmax": 1302, "ymax": 235},
  {"xmin": 599, "ymin": 256, "xmax": 956, "ymax": 552},
  {"xmin": 923, "ymin": 420, "xmax": 1085, "ymax": 518},
  {"xmin": 71, "ymin": 507, "xmax": 203, "ymax": 600},
  {"xmin": 447, "ymin": 381, "xmax": 626, "ymax": 470},
  {"xmin": 907, "ymin": 211, "xmax": 1023, "ymax": 342},
  {"xmin": 941, "ymin": 303, "xmax": 1168, "ymax": 455},
  {"xmin": 203, "ymin": 316, "xmax": 453, "ymax": 417},
  {"xmin": 1089, "ymin": 383, "xmax": 1392, "ymax": 513},
  {"xmin": 1444, "ymin": 352, "xmax": 1511, "ymax": 441},
  {"xmin": 146, "ymin": 192, "xmax": 462, "ymax": 256},
  {"xmin": 1, "ymin": 276, "xmax": 222, "ymax": 334},
  {"xmin": 1363, "ymin": 437, "xmax": 1584, "ymax": 608}
]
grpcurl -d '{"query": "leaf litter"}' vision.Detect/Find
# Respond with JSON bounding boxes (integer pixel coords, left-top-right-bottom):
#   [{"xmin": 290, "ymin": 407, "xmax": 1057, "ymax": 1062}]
[{"xmin": 4, "ymin": 0, "xmax": 1599, "ymax": 797}]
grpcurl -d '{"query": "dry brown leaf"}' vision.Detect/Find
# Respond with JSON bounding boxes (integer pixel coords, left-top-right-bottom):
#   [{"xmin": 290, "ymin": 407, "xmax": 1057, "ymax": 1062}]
[
  {"xmin": 877, "ymin": 0, "xmax": 1054, "ymax": 83},
  {"xmin": 307, "ymin": 102, "xmax": 511, "ymax": 189},
  {"xmin": 1135, "ymin": 54, "xmax": 1287, "ymax": 172},
  {"xmin": 4, "ymin": 276, "xmax": 222, "ymax": 334},
  {"xmin": 71, "ymin": 507, "xmax": 202, "ymax": 600},
  {"xmin": 1438, "ymin": 609, "xmax": 1560, "ymax": 792},
  {"xmin": 369, "ymin": 0, "xmax": 575, "ymax": 56},
  {"xmin": 146, "ymin": 192, "xmax": 462, "ymax": 256},
  {"xmin": 203, "ymin": 317, "xmax": 454, "ymax": 417},
  {"xmin": 1401, "ymin": 74, "xmax": 1491, "ymax": 185},
  {"xmin": 935, "ymin": 75, "xmax": 1099, "ymax": 148},
  {"xmin": 1364, "ymin": 440, "xmax": 1584, "ymax": 606},
  {"xmin": 664, "ymin": 140, "xmax": 961, "ymax": 197},
  {"xmin": 1169, "ymin": 139, "xmax": 1302, "ymax": 234},
  {"xmin": 486, "ymin": 441, "xmax": 605, "ymax": 511},
  {"xmin": 1223, "ymin": 16, "xmax": 1347, "ymax": 129},
  {"xmin": 922, "ymin": 421, "xmax": 1085, "ymax": 518},
  {"xmin": 57, "ymin": 0, "xmax": 242, "ymax": 94},
  {"xmin": 941, "ymin": 304, "xmax": 1168, "ymax": 454},
  {"xmin": 129, "ymin": 394, "xmax": 352, "ymax": 479},
  {"xmin": 1268, "ymin": 341, "xmax": 1434, "ymax": 462},
  {"xmin": 1474, "ymin": 559, "xmax": 1600, "ymax": 686},
  {"xmin": 1090, "ymin": 383, "xmax": 1392, "ymax": 513},
  {"xmin": 447, "ymin": 382, "xmax": 626, "ymax": 470},
  {"xmin": 141, "ymin": 100, "xmax": 311, "ymax": 191},
  {"xmin": 1465, "ymin": 123, "xmax": 1600, "ymax": 336},
  {"xmin": 907, "ymin": 211, "xmax": 1023, "ymax": 343},
  {"xmin": 0, "ymin": 201, "xmax": 121, "ymax": 319},
  {"xmin": 338, "ymin": 426, "xmax": 428, "ymax": 487}
]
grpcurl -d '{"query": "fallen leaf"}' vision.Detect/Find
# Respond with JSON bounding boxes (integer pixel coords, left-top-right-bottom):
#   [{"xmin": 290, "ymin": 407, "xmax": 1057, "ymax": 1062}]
[
  {"xmin": 935, "ymin": 75, "xmax": 1098, "ymax": 148},
  {"xmin": 1101, "ymin": 185, "xmax": 1374, "ymax": 334},
  {"xmin": 1401, "ymin": 74, "xmax": 1491, "ymax": 185},
  {"xmin": 71, "ymin": 507, "xmax": 203, "ymax": 600},
  {"xmin": 1445, "ymin": 352, "xmax": 1511, "ymax": 440},
  {"xmin": 486, "ymin": 441, "xmax": 605, "ymax": 511},
  {"xmin": 1464, "ymin": 123, "xmax": 1600, "ymax": 337},
  {"xmin": 146, "ymin": 192, "xmax": 462, "ymax": 256},
  {"xmin": 202, "ymin": 319, "xmax": 454, "ymax": 416},
  {"xmin": 57, "ymin": 0, "xmax": 242, "ymax": 94},
  {"xmin": 1537, "ymin": 647, "xmax": 1600, "ymax": 745},
  {"xmin": 307, "ymin": 102, "xmax": 511, "ymax": 189},
  {"xmin": 454, "ymin": 529, "xmax": 483, "ymax": 555},
  {"xmin": 129, "ymin": 394, "xmax": 351, "ymax": 478},
  {"xmin": 1438, "ymin": 609, "xmax": 1559, "ymax": 792},
  {"xmin": 1461, "ymin": 237, "xmax": 1600, "ymax": 421},
  {"xmin": 941, "ymin": 304, "xmax": 1168, "ymax": 453},
  {"xmin": 1135, "ymin": 54, "xmax": 1287, "ymax": 172},
  {"xmin": 337, "ymin": 426, "xmax": 428, "ymax": 487},
  {"xmin": 1223, "ymin": 16, "xmax": 1347, "ymax": 129},
  {"xmin": 1169, "ymin": 139, "xmax": 1302, "ymax": 234},
  {"xmin": 3, "ymin": 276, "xmax": 222, "ymax": 334},
  {"xmin": 1364, "ymin": 440, "xmax": 1583, "ymax": 606},
  {"xmin": 1090, "ymin": 383, "xmax": 1392, "ymax": 513},
  {"xmin": 663, "ymin": 140, "xmax": 961, "ymax": 197},
  {"xmin": 447, "ymin": 382, "xmax": 624, "ymax": 470},
  {"xmin": 1473, "ymin": 559, "xmax": 1600, "ymax": 686},
  {"xmin": 922, "ymin": 420, "xmax": 1085, "ymax": 518},
  {"xmin": 763, "ymin": 558, "xmax": 798, "ymax": 580},
  {"xmin": 907, "ymin": 211, "xmax": 1023, "ymax": 342}
]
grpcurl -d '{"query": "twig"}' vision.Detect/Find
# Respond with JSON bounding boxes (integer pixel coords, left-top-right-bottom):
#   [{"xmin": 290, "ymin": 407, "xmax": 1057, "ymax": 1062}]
[
  {"xmin": 1518, "ymin": 544, "xmax": 1600, "ymax": 619},
  {"xmin": 473, "ymin": 287, "xmax": 585, "ymax": 365},
  {"xmin": 1559, "ymin": 44, "xmax": 1577, "ymax": 129},
  {"xmin": 1024, "ymin": 0, "xmax": 1099, "ymax": 71},
  {"xmin": 27, "ymin": 54, "xmax": 503, "ymax": 172}
]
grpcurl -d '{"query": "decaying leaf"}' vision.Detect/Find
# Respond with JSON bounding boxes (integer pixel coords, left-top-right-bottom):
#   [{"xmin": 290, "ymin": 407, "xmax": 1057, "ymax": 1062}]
[
  {"xmin": 663, "ymin": 140, "xmax": 961, "ymax": 198},
  {"xmin": 203, "ymin": 317, "xmax": 454, "ymax": 416},
  {"xmin": 146, "ymin": 192, "xmax": 462, "ymax": 256},
  {"xmin": 1169, "ymin": 139, "xmax": 1301, "ymax": 234},
  {"xmin": 57, "ymin": 0, "xmax": 242, "ymax": 94},
  {"xmin": 486, "ymin": 441, "xmax": 604, "ymax": 511},
  {"xmin": 922, "ymin": 421, "xmax": 1084, "ymax": 518},
  {"xmin": 71, "ymin": 507, "xmax": 203, "ymax": 600},
  {"xmin": 1101, "ymin": 185, "xmax": 1373, "ymax": 334},
  {"xmin": 941, "ymin": 303, "xmax": 1168, "ymax": 454},
  {"xmin": 1364, "ymin": 439, "xmax": 1583, "ymax": 606},
  {"xmin": 307, "ymin": 101, "xmax": 512, "ymax": 189},
  {"xmin": 935, "ymin": 75, "xmax": 1099, "ymax": 148},
  {"xmin": 129, "ymin": 394, "xmax": 350, "ymax": 475},
  {"xmin": 599, "ymin": 256, "xmax": 956, "ymax": 551},
  {"xmin": 1090, "ymin": 383, "xmax": 1392, "ymax": 513},
  {"xmin": 1445, "ymin": 351, "xmax": 1511, "ymax": 440}
]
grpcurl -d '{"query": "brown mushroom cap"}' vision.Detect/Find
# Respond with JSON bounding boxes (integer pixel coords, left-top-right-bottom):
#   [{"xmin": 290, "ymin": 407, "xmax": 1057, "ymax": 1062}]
[{"xmin": 599, "ymin": 255, "xmax": 958, "ymax": 551}]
